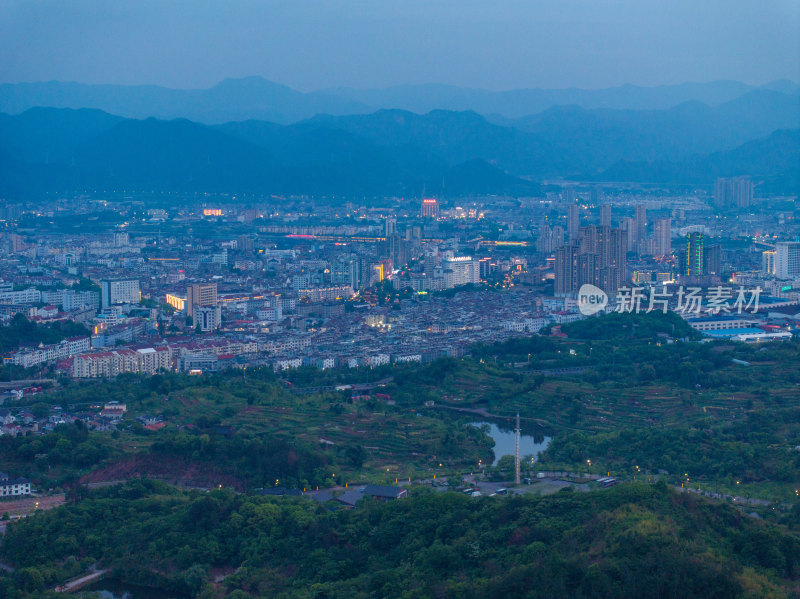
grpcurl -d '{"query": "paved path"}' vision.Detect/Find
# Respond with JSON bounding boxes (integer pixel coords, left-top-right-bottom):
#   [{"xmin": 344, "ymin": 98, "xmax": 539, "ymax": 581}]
[
  {"xmin": 290, "ymin": 377, "xmax": 394, "ymax": 395},
  {"xmin": 56, "ymin": 568, "xmax": 109, "ymax": 593},
  {"xmin": 675, "ymin": 485, "xmax": 788, "ymax": 509},
  {"xmin": 0, "ymin": 378, "xmax": 56, "ymax": 390},
  {"xmin": 433, "ymin": 404, "xmax": 548, "ymax": 425}
]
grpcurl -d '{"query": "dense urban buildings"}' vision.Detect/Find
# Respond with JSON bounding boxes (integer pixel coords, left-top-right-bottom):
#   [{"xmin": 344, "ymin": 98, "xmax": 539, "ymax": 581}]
[
  {"xmin": 714, "ymin": 177, "xmax": 754, "ymax": 209},
  {"xmin": 0, "ymin": 184, "xmax": 796, "ymax": 380}
]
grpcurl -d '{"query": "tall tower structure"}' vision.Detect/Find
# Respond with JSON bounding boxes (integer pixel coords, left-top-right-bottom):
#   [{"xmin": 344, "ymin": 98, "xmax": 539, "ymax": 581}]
[
  {"xmin": 600, "ymin": 204, "xmax": 611, "ymax": 228},
  {"xmin": 654, "ymin": 218, "xmax": 671, "ymax": 256},
  {"xmin": 685, "ymin": 232, "xmax": 704, "ymax": 276},
  {"xmin": 514, "ymin": 413, "xmax": 521, "ymax": 485},
  {"xmin": 635, "ymin": 204, "xmax": 647, "ymax": 243},
  {"xmin": 568, "ymin": 204, "xmax": 579, "ymax": 241},
  {"xmin": 385, "ymin": 217, "xmax": 397, "ymax": 236}
]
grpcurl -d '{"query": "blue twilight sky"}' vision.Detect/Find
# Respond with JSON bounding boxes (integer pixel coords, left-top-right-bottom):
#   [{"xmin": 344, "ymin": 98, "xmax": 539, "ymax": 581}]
[{"xmin": 1, "ymin": 0, "xmax": 798, "ymax": 90}]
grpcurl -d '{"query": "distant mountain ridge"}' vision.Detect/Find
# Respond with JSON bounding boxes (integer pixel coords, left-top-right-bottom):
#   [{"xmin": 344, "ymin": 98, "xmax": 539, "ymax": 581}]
[
  {"xmin": 291, "ymin": 91, "xmax": 799, "ymax": 175},
  {"xmin": 596, "ymin": 129, "xmax": 800, "ymax": 194},
  {"xmin": 0, "ymin": 77, "xmax": 370, "ymax": 125},
  {"xmin": 1, "ymin": 76, "xmax": 797, "ymax": 124},
  {"xmin": 0, "ymin": 103, "xmax": 797, "ymax": 197},
  {"xmin": 0, "ymin": 107, "xmax": 538, "ymax": 197},
  {"xmin": 324, "ymin": 79, "xmax": 800, "ymax": 118}
]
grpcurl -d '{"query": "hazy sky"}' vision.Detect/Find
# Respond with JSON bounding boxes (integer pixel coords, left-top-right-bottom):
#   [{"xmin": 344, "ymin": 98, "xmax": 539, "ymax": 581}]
[{"xmin": 1, "ymin": 0, "xmax": 798, "ymax": 90}]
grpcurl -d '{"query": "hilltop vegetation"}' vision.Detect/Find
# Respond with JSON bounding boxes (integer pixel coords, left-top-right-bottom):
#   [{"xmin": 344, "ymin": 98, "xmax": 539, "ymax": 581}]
[
  {"xmin": 559, "ymin": 310, "xmax": 699, "ymax": 340},
  {"xmin": 1, "ymin": 481, "xmax": 799, "ymax": 598},
  {"xmin": 1, "ymin": 369, "xmax": 493, "ymax": 491}
]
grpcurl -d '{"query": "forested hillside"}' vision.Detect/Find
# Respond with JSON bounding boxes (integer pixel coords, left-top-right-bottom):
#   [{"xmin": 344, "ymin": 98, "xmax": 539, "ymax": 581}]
[{"xmin": 2, "ymin": 481, "xmax": 799, "ymax": 598}]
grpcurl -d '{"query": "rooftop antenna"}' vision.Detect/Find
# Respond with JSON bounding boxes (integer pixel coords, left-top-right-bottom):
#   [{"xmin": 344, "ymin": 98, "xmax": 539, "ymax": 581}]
[{"xmin": 514, "ymin": 412, "xmax": 521, "ymax": 485}]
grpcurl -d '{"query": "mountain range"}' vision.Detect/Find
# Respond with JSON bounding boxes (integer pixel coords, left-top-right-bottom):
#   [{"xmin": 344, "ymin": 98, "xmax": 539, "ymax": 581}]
[
  {"xmin": 596, "ymin": 129, "xmax": 800, "ymax": 192},
  {"xmin": 1, "ymin": 77, "xmax": 798, "ymax": 124},
  {"xmin": 0, "ymin": 82, "xmax": 797, "ymax": 197}
]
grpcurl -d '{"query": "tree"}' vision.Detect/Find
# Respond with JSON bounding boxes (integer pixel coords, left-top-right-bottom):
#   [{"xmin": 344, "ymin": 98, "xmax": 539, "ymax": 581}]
[
  {"xmin": 495, "ymin": 455, "xmax": 516, "ymax": 476},
  {"xmin": 184, "ymin": 563, "xmax": 208, "ymax": 596},
  {"xmin": 15, "ymin": 567, "xmax": 44, "ymax": 592},
  {"xmin": 344, "ymin": 445, "xmax": 367, "ymax": 468}
]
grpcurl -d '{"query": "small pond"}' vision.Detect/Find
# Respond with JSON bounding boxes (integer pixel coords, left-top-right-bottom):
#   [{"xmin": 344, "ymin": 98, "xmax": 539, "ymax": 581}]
[{"xmin": 470, "ymin": 421, "xmax": 551, "ymax": 465}]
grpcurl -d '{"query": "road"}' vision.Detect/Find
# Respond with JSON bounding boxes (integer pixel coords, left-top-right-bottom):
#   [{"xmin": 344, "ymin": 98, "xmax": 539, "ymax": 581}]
[
  {"xmin": 56, "ymin": 568, "xmax": 109, "ymax": 593},
  {"xmin": 0, "ymin": 378, "xmax": 56, "ymax": 390},
  {"xmin": 675, "ymin": 485, "xmax": 788, "ymax": 509},
  {"xmin": 289, "ymin": 376, "xmax": 394, "ymax": 395},
  {"xmin": 513, "ymin": 365, "xmax": 590, "ymax": 375},
  {"xmin": 0, "ymin": 494, "xmax": 65, "ymax": 518},
  {"xmin": 433, "ymin": 404, "xmax": 549, "ymax": 425}
]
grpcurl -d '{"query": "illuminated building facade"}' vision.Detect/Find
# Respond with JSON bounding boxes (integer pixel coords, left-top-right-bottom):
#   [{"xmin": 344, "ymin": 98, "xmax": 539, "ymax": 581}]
[{"xmin": 421, "ymin": 198, "xmax": 440, "ymax": 219}]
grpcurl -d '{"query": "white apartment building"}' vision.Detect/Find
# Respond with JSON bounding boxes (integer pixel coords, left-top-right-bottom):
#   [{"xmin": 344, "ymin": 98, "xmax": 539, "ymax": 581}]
[
  {"xmin": 11, "ymin": 336, "xmax": 91, "ymax": 368},
  {"xmin": 442, "ymin": 256, "xmax": 480, "ymax": 288},
  {"xmin": 0, "ymin": 288, "xmax": 42, "ymax": 304},
  {"xmin": 686, "ymin": 317, "xmax": 758, "ymax": 331},
  {"xmin": 775, "ymin": 242, "xmax": 800, "ymax": 280},
  {"xmin": 195, "ymin": 305, "xmax": 222, "ymax": 332},
  {"xmin": 297, "ymin": 286, "xmax": 355, "ymax": 303},
  {"xmin": 136, "ymin": 347, "xmax": 173, "ymax": 374},
  {"xmin": 501, "ymin": 318, "xmax": 548, "ymax": 333},
  {"xmin": 367, "ymin": 354, "xmax": 390, "ymax": 367},
  {"xmin": 0, "ymin": 474, "xmax": 31, "ymax": 497},
  {"xmin": 101, "ymin": 279, "xmax": 141, "ymax": 309},
  {"xmin": 256, "ymin": 306, "xmax": 283, "ymax": 321},
  {"xmin": 72, "ymin": 347, "xmax": 165, "ymax": 378},
  {"xmin": 393, "ymin": 354, "xmax": 423, "ymax": 364},
  {"xmin": 274, "ymin": 357, "xmax": 302, "ymax": 370}
]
